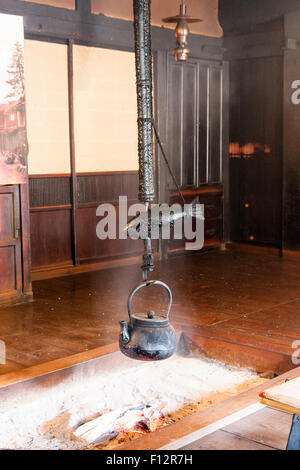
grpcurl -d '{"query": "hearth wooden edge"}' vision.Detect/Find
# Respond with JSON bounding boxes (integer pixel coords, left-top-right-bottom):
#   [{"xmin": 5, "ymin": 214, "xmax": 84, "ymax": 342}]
[
  {"xmin": 0, "ymin": 343, "xmax": 119, "ymax": 390},
  {"xmin": 114, "ymin": 366, "xmax": 300, "ymax": 450}
]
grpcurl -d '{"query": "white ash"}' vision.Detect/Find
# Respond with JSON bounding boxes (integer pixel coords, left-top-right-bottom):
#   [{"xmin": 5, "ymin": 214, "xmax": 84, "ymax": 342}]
[{"xmin": 0, "ymin": 353, "xmax": 260, "ymax": 450}]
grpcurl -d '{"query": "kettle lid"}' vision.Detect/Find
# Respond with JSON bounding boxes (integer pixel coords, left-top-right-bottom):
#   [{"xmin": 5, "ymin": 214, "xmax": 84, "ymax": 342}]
[{"xmin": 132, "ymin": 311, "xmax": 169, "ymax": 327}]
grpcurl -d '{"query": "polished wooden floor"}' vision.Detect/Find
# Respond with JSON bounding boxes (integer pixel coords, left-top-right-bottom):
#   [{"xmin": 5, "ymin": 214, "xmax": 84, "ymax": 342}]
[{"xmin": 0, "ymin": 247, "xmax": 300, "ymax": 375}]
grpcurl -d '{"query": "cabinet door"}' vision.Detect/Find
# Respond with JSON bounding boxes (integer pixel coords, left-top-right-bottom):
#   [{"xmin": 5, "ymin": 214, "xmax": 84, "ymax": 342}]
[
  {"xmin": 208, "ymin": 65, "xmax": 222, "ymax": 183},
  {"xmin": 167, "ymin": 60, "xmax": 198, "ymax": 188},
  {"xmin": 0, "ymin": 185, "xmax": 22, "ymax": 302},
  {"xmin": 167, "ymin": 57, "xmax": 224, "ymax": 189}
]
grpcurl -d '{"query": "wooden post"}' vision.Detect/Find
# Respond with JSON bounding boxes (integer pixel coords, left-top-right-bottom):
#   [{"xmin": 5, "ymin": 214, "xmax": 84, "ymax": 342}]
[
  {"xmin": 68, "ymin": 39, "xmax": 79, "ymax": 266},
  {"xmin": 76, "ymin": 0, "xmax": 91, "ymax": 17}
]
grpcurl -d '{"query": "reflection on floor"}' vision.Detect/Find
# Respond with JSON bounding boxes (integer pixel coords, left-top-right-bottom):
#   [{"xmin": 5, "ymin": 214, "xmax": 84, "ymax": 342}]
[{"xmin": 0, "ymin": 248, "xmax": 300, "ymax": 375}]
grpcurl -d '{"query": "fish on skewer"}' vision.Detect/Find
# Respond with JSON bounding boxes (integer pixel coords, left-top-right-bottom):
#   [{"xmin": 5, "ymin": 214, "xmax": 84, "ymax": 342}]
[{"xmin": 125, "ymin": 196, "xmax": 204, "ymax": 239}]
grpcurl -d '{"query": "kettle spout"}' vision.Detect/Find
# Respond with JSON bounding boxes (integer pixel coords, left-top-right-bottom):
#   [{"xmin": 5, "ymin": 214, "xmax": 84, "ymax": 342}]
[{"xmin": 120, "ymin": 321, "xmax": 130, "ymax": 344}]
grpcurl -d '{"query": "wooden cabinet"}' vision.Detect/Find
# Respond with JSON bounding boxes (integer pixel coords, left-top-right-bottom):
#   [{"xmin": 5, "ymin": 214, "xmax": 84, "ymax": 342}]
[
  {"xmin": 0, "ymin": 183, "xmax": 32, "ymax": 306},
  {"xmin": 162, "ymin": 55, "xmax": 227, "ymax": 255},
  {"xmin": 166, "ymin": 57, "xmax": 224, "ymax": 189},
  {"xmin": 168, "ymin": 187, "xmax": 223, "ymax": 254}
]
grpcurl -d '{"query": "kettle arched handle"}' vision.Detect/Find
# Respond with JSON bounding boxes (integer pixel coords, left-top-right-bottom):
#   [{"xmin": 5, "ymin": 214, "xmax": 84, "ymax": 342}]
[{"xmin": 127, "ymin": 280, "xmax": 173, "ymax": 324}]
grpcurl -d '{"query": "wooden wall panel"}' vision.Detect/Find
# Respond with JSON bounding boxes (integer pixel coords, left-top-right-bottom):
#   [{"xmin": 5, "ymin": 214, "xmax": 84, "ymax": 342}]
[
  {"xmin": 29, "ymin": 176, "xmax": 71, "ymax": 207},
  {"xmin": 77, "ymin": 203, "xmax": 143, "ymax": 263},
  {"xmin": 76, "ymin": 171, "xmax": 141, "ymax": 263},
  {"xmin": 229, "ymin": 57, "xmax": 283, "ymax": 246},
  {"xmin": 77, "ymin": 172, "xmax": 138, "ymax": 204},
  {"xmin": 30, "ymin": 207, "xmax": 73, "ymax": 270},
  {"xmin": 29, "ymin": 171, "xmax": 141, "ymax": 270}
]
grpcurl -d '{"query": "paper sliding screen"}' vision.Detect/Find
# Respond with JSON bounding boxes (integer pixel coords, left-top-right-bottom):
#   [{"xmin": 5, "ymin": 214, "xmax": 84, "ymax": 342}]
[
  {"xmin": 73, "ymin": 45, "xmax": 138, "ymax": 173},
  {"xmin": 24, "ymin": 40, "xmax": 71, "ymax": 175}
]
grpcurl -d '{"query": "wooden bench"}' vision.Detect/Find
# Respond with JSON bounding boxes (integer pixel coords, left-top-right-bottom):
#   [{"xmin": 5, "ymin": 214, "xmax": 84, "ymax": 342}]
[{"xmin": 260, "ymin": 376, "xmax": 300, "ymax": 450}]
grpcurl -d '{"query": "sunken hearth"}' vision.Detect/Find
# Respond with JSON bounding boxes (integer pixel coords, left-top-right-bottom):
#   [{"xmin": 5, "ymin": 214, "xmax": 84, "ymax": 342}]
[{"xmin": 0, "ymin": 351, "xmax": 265, "ymax": 450}]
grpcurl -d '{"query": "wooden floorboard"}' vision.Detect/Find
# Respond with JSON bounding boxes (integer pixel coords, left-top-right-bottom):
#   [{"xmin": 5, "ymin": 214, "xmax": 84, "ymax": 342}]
[
  {"xmin": 181, "ymin": 429, "xmax": 275, "ymax": 450},
  {"xmin": 222, "ymin": 408, "xmax": 292, "ymax": 450},
  {"xmin": 181, "ymin": 408, "xmax": 292, "ymax": 451}
]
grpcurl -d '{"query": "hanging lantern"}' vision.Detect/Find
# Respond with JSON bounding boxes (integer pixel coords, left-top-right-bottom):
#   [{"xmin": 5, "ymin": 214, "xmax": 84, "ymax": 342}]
[{"xmin": 162, "ymin": 1, "xmax": 202, "ymax": 62}]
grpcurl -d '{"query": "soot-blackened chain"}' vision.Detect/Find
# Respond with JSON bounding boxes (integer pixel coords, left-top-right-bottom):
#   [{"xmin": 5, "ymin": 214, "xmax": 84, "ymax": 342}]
[{"xmin": 133, "ymin": 0, "xmax": 155, "ymax": 203}]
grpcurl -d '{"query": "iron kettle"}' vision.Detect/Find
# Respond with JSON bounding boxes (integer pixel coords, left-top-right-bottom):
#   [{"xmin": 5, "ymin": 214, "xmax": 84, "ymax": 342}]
[{"xmin": 119, "ymin": 280, "xmax": 177, "ymax": 361}]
